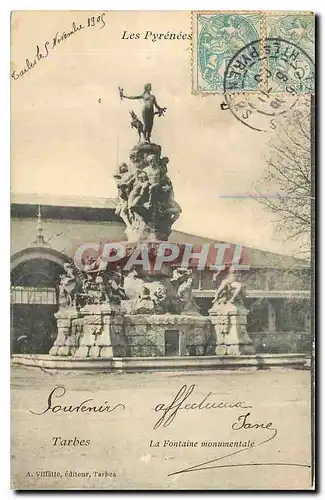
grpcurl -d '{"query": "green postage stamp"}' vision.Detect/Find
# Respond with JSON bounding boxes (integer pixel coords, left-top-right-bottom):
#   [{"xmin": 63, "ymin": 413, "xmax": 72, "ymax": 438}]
[{"xmin": 192, "ymin": 11, "xmax": 315, "ymax": 94}]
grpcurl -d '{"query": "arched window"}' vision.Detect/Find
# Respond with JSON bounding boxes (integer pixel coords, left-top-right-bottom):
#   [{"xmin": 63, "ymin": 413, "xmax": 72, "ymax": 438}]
[{"xmin": 11, "ymin": 248, "xmax": 69, "ymax": 354}]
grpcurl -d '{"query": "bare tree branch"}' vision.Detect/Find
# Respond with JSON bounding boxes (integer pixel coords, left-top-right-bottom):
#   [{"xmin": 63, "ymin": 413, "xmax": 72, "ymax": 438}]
[{"xmin": 251, "ymin": 101, "xmax": 312, "ymax": 256}]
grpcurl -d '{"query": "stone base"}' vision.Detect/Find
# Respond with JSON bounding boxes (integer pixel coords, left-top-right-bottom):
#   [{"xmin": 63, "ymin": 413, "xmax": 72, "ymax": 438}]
[
  {"xmin": 215, "ymin": 343, "xmax": 256, "ymax": 356},
  {"xmin": 11, "ymin": 353, "xmax": 310, "ymax": 371},
  {"xmin": 89, "ymin": 346, "xmax": 100, "ymax": 357},
  {"xmin": 50, "ymin": 308, "xmax": 80, "ymax": 356},
  {"xmin": 57, "ymin": 346, "xmax": 72, "ymax": 356},
  {"xmin": 50, "ymin": 302, "xmax": 257, "ymax": 359},
  {"xmin": 49, "ymin": 346, "xmax": 59, "ymax": 356},
  {"xmin": 100, "ymin": 346, "xmax": 114, "ymax": 357},
  {"xmin": 209, "ymin": 302, "xmax": 256, "ymax": 356},
  {"xmin": 75, "ymin": 346, "xmax": 91, "ymax": 357},
  {"xmin": 87, "ymin": 345, "xmax": 114, "ymax": 358},
  {"xmin": 51, "ymin": 304, "xmax": 125, "ymax": 358}
]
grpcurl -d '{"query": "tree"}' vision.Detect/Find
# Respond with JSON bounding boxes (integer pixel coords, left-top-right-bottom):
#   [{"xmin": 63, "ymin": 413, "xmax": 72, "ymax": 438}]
[{"xmin": 253, "ymin": 97, "xmax": 313, "ymax": 258}]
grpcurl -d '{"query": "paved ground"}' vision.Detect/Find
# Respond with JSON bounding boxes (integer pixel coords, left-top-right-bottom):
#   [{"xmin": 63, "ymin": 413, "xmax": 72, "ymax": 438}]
[{"xmin": 11, "ymin": 365, "xmax": 312, "ymax": 490}]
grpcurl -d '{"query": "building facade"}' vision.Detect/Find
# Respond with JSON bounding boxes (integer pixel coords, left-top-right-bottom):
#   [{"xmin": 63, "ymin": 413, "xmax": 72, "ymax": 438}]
[{"xmin": 11, "ymin": 194, "xmax": 311, "ymax": 356}]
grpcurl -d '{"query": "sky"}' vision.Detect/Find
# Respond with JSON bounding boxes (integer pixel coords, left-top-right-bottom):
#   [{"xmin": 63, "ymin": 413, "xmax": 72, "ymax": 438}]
[{"xmin": 11, "ymin": 10, "xmax": 306, "ymax": 257}]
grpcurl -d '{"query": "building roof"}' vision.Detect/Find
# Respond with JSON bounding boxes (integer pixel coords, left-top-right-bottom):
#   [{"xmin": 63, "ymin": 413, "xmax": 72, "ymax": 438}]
[
  {"xmin": 11, "ymin": 193, "xmax": 310, "ymax": 269},
  {"xmin": 11, "ymin": 193, "xmax": 118, "ymax": 210},
  {"xmin": 169, "ymin": 230, "xmax": 310, "ymax": 269}
]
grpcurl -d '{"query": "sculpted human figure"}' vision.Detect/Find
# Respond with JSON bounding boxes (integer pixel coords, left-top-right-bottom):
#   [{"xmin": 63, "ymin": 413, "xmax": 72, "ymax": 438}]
[
  {"xmin": 94, "ymin": 275, "xmax": 110, "ymax": 304},
  {"xmin": 63, "ymin": 262, "xmax": 76, "ymax": 281},
  {"xmin": 59, "ymin": 263, "xmax": 80, "ymax": 307},
  {"xmin": 170, "ymin": 267, "xmax": 193, "ymax": 301},
  {"xmin": 114, "ymin": 163, "xmax": 135, "ymax": 200},
  {"xmin": 159, "ymin": 165, "xmax": 182, "ymax": 223},
  {"xmin": 170, "ymin": 268, "xmax": 200, "ymax": 314},
  {"xmin": 171, "ymin": 268, "xmax": 194, "ymax": 303},
  {"xmin": 81, "ymin": 257, "xmax": 121, "ymax": 305},
  {"xmin": 58, "ymin": 279, "xmax": 68, "ymax": 307},
  {"xmin": 160, "ymin": 156, "xmax": 169, "ymax": 175},
  {"xmin": 119, "ymin": 83, "xmax": 166, "ymax": 142},
  {"xmin": 83, "ymin": 256, "xmax": 100, "ymax": 281},
  {"xmin": 212, "ymin": 264, "xmax": 244, "ymax": 305},
  {"xmin": 82, "ymin": 256, "xmax": 99, "ymax": 299},
  {"xmin": 152, "ymin": 283, "xmax": 169, "ymax": 313},
  {"xmin": 106, "ymin": 269, "xmax": 127, "ymax": 301},
  {"xmin": 143, "ymin": 154, "xmax": 161, "ymax": 183},
  {"xmin": 143, "ymin": 154, "xmax": 162, "ymax": 208},
  {"xmin": 133, "ymin": 285, "xmax": 155, "ymax": 314},
  {"xmin": 128, "ymin": 171, "xmax": 151, "ymax": 215},
  {"xmin": 113, "ymin": 163, "xmax": 135, "ymax": 227}
]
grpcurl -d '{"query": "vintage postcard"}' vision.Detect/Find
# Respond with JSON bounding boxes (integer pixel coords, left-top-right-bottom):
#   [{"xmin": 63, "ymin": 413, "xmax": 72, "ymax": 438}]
[{"xmin": 11, "ymin": 10, "xmax": 314, "ymax": 490}]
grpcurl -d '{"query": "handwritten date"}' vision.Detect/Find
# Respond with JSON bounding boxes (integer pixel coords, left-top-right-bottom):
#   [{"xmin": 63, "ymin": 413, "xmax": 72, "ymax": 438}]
[{"xmin": 11, "ymin": 13, "xmax": 106, "ymax": 81}]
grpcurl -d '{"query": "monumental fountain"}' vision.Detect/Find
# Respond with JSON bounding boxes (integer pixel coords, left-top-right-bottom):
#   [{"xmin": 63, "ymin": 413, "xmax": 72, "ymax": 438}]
[{"xmin": 45, "ymin": 83, "xmax": 256, "ymax": 367}]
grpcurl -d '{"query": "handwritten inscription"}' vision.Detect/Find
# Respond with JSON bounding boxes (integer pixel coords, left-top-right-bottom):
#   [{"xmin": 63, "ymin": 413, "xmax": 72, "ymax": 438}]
[
  {"xmin": 232, "ymin": 412, "xmax": 274, "ymax": 432},
  {"xmin": 153, "ymin": 384, "xmax": 252, "ymax": 429},
  {"xmin": 165, "ymin": 400, "xmax": 279, "ymax": 477},
  {"xmin": 29, "ymin": 386, "xmax": 125, "ymax": 415},
  {"xmin": 11, "ymin": 14, "xmax": 106, "ymax": 81}
]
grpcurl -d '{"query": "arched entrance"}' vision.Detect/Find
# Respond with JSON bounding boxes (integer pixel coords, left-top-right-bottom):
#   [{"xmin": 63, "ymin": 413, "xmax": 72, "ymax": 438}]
[{"xmin": 11, "ymin": 248, "xmax": 69, "ymax": 354}]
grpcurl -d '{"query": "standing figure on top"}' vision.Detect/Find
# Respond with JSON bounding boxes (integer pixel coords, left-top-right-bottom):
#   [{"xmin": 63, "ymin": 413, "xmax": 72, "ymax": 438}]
[{"xmin": 119, "ymin": 83, "xmax": 166, "ymax": 142}]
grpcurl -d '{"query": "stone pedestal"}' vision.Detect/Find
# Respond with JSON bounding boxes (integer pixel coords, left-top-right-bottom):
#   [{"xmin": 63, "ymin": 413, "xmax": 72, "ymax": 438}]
[
  {"xmin": 49, "ymin": 308, "xmax": 79, "ymax": 356},
  {"xmin": 74, "ymin": 304, "xmax": 125, "ymax": 358},
  {"xmin": 123, "ymin": 314, "xmax": 213, "ymax": 357},
  {"xmin": 209, "ymin": 302, "xmax": 255, "ymax": 356}
]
